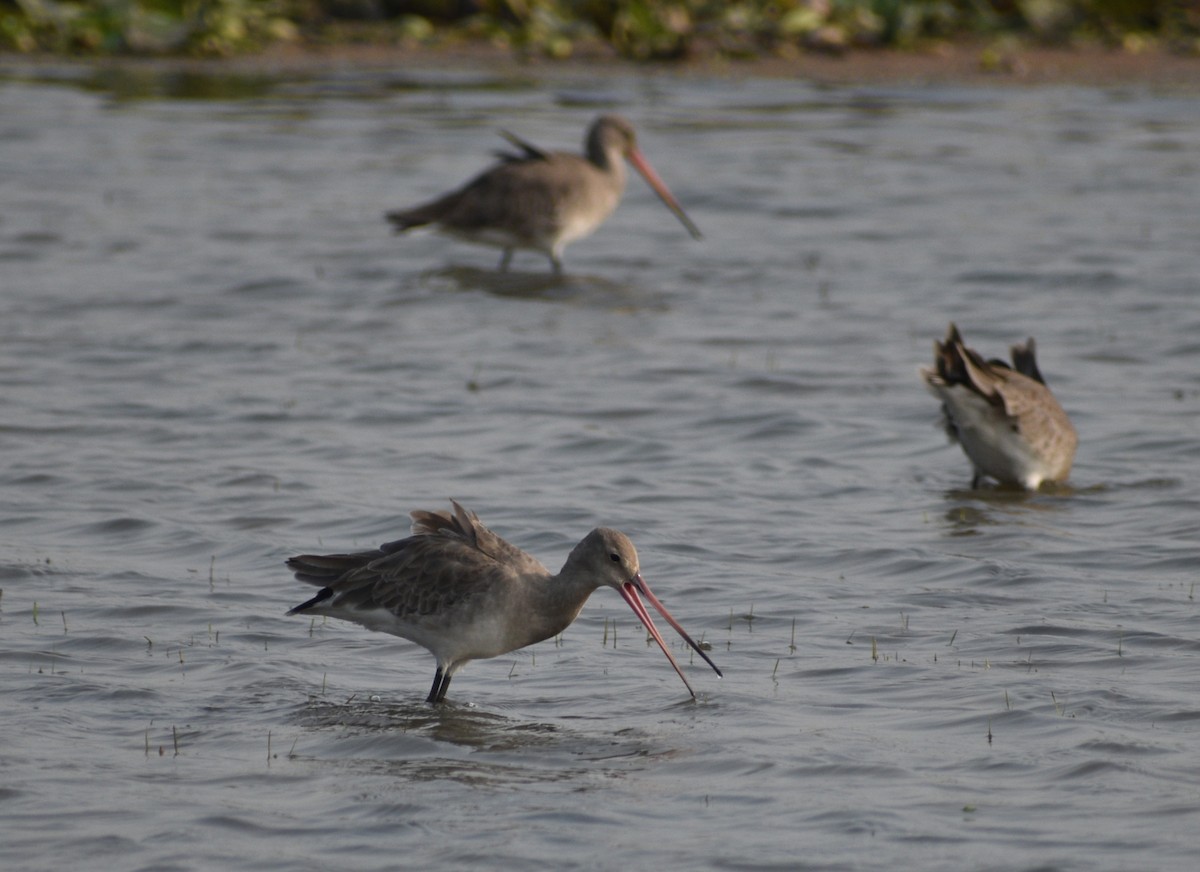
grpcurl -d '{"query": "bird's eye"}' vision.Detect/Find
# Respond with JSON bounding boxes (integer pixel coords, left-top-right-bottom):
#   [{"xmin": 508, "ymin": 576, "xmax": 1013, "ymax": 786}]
[{"xmin": 609, "ymin": 552, "xmax": 621, "ymax": 563}]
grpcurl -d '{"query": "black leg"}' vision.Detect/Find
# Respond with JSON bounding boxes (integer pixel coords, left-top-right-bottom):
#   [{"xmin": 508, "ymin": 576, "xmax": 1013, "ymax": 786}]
[
  {"xmin": 435, "ymin": 672, "xmax": 452, "ymax": 703},
  {"xmin": 426, "ymin": 668, "xmax": 444, "ymax": 704},
  {"xmin": 427, "ymin": 668, "xmax": 453, "ymax": 704}
]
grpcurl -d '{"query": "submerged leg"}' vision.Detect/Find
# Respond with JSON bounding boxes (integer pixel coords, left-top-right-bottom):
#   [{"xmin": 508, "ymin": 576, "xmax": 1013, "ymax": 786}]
[
  {"xmin": 549, "ymin": 254, "xmax": 563, "ymax": 275},
  {"xmin": 499, "ymin": 249, "xmax": 513, "ymax": 272},
  {"xmin": 426, "ymin": 667, "xmax": 453, "ymax": 704},
  {"xmin": 426, "ymin": 668, "xmax": 444, "ymax": 704},
  {"xmin": 434, "ymin": 672, "xmax": 452, "ymax": 702}
]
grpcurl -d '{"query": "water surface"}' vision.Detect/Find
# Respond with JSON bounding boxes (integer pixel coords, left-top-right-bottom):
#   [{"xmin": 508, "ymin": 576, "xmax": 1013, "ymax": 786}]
[{"xmin": 2, "ymin": 61, "xmax": 1199, "ymax": 871}]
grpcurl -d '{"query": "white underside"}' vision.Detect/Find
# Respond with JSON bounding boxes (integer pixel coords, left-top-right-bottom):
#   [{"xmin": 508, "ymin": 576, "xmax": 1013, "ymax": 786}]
[
  {"xmin": 339, "ymin": 604, "xmax": 518, "ymax": 672},
  {"xmin": 444, "ymin": 226, "xmax": 546, "ymax": 254},
  {"xmin": 440, "ymin": 197, "xmax": 617, "ymax": 259},
  {"xmin": 932, "ymin": 384, "xmax": 1052, "ymax": 489}
]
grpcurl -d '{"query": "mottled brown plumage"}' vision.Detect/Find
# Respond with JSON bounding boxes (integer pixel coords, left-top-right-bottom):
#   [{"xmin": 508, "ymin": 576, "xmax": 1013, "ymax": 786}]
[
  {"xmin": 287, "ymin": 501, "xmax": 721, "ymax": 703},
  {"xmin": 385, "ymin": 115, "xmax": 701, "ymax": 273},
  {"xmin": 921, "ymin": 323, "xmax": 1077, "ymax": 489}
]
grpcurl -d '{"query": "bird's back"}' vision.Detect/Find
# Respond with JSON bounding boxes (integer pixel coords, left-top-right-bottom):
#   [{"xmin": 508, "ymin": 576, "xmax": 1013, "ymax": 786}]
[
  {"xmin": 386, "ymin": 150, "xmax": 620, "ymax": 252},
  {"xmin": 922, "ymin": 326, "xmax": 1076, "ymax": 487},
  {"xmin": 286, "ymin": 502, "xmax": 555, "ymax": 660}
]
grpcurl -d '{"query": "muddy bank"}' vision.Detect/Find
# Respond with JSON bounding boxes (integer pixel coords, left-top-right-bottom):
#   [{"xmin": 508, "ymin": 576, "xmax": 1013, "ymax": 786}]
[{"xmin": 2, "ymin": 38, "xmax": 1198, "ymax": 89}]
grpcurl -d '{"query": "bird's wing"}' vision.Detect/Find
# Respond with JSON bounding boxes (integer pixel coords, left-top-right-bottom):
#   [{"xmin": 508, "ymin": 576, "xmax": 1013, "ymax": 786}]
[
  {"xmin": 494, "ymin": 129, "xmax": 551, "ymax": 163},
  {"xmin": 287, "ymin": 503, "xmax": 548, "ymax": 620},
  {"xmin": 410, "ymin": 500, "xmax": 549, "ymax": 576}
]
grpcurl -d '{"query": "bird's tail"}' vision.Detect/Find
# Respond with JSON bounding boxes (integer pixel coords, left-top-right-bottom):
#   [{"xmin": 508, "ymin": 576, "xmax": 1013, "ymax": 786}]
[
  {"xmin": 286, "ymin": 585, "xmax": 334, "ymax": 615},
  {"xmin": 286, "ymin": 551, "xmax": 377, "ymax": 587},
  {"xmin": 385, "ymin": 207, "xmax": 432, "ymax": 233},
  {"xmin": 386, "ymin": 190, "xmax": 461, "ymax": 234}
]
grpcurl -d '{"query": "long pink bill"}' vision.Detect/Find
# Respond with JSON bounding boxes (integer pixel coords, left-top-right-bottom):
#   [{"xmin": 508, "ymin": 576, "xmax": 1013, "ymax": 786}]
[
  {"xmin": 618, "ymin": 573, "xmax": 722, "ymax": 699},
  {"xmin": 627, "ymin": 149, "xmax": 703, "ymax": 241}
]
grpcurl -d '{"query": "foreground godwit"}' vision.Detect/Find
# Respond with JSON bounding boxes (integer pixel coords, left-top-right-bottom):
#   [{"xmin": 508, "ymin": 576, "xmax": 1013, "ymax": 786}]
[
  {"xmin": 921, "ymin": 323, "xmax": 1077, "ymax": 489},
  {"xmin": 385, "ymin": 114, "xmax": 702, "ymax": 273},
  {"xmin": 287, "ymin": 501, "xmax": 721, "ymax": 703}
]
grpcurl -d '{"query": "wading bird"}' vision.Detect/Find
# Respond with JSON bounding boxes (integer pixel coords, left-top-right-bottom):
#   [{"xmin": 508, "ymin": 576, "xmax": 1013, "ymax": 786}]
[
  {"xmin": 921, "ymin": 323, "xmax": 1077, "ymax": 489},
  {"xmin": 385, "ymin": 114, "xmax": 702, "ymax": 273},
  {"xmin": 287, "ymin": 501, "xmax": 721, "ymax": 703}
]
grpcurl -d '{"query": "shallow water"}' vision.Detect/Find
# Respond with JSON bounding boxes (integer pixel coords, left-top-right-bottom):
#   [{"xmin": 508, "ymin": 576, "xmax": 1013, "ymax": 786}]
[{"xmin": 2, "ymin": 60, "xmax": 1199, "ymax": 871}]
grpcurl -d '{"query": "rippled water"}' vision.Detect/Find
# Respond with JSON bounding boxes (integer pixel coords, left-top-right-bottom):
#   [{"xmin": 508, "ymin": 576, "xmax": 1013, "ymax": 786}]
[{"xmin": 2, "ymin": 59, "xmax": 1199, "ymax": 871}]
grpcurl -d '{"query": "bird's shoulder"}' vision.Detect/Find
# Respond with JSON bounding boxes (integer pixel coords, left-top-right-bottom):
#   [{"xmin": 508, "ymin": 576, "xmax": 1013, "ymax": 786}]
[{"xmin": 364, "ymin": 504, "xmax": 548, "ymax": 591}]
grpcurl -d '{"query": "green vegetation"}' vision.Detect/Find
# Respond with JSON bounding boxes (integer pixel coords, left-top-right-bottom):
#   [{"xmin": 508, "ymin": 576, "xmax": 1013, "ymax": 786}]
[
  {"xmin": 0, "ymin": 0, "xmax": 298, "ymax": 54},
  {"xmin": 1, "ymin": 0, "xmax": 1197, "ymax": 58}
]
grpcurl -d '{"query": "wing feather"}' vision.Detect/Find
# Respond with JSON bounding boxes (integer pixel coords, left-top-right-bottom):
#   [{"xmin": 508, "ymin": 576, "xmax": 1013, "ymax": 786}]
[{"xmin": 287, "ymin": 502, "xmax": 548, "ymax": 620}]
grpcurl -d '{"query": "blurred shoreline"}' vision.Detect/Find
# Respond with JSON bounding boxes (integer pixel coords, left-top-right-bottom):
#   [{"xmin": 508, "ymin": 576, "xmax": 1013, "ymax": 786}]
[{"xmin": 3, "ymin": 38, "xmax": 1198, "ymax": 88}]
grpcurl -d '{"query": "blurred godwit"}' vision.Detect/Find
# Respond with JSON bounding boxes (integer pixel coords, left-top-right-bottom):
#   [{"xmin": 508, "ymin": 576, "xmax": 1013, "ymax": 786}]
[
  {"xmin": 921, "ymin": 323, "xmax": 1077, "ymax": 489},
  {"xmin": 385, "ymin": 114, "xmax": 702, "ymax": 274},
  {"xmin": 287, "ymin": 501, "xmax": 721, "ymax": 703}
]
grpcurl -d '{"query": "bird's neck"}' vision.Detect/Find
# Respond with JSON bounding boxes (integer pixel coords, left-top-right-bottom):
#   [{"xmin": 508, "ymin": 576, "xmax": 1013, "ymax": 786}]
[
  {"xmin": 524, "ymin": 564, "xmax": 600, "ymax": 643},
  {"xmin": 587, "ymin": 143, "xmax": 627, "ymax": 180}
]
